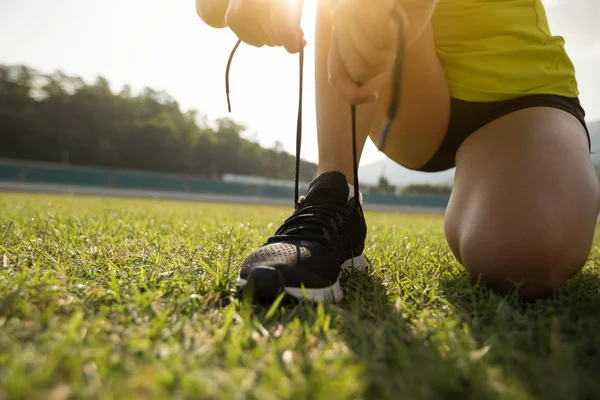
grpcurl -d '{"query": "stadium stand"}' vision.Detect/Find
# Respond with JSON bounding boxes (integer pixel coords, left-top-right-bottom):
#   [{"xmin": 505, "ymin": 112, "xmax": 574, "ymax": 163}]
[
  {"xmin": 0, "ymin": 159, "xmax": 450, "ymax": 209},
  {"xmin": 363, "ymin": 192, "xmax": 449, "ymax": 208},
  {"xmin": 188, "ymin": 177, "xmax": 294, "ymax": 199},
  {"xmin": 26, "ymin": 164, "xmax": 110, "ymax": 187},
  {"xmin": 0, "ymin": 161, "xmax": 21, "ymax": 181},
  {"xmin": 189, "ymin": 177, "xmax": 246, "ymax": 196},
  {"xmin": 115, "ymin": 170, "xmax": 186, "ymax": 192}
]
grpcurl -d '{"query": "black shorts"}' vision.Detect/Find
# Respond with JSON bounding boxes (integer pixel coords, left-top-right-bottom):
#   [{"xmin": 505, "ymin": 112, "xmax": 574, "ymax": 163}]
[{"xmin": 419, "ymin": 94, "xmax": 589, "ymax": 172}]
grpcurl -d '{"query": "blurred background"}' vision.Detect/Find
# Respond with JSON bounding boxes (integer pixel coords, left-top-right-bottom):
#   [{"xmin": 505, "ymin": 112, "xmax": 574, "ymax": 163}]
[{"xmin": 0, "ymin": 0, "xmax": 598, "ymax": 208}]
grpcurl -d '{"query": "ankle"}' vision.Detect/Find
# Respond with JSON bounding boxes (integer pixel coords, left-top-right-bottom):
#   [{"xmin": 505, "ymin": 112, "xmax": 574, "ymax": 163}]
[
  {"xmin": 313, "ymin": 169, "xmax": 362, "ymax": 203},
  {"xmin": 316, "ymin": 167, "xmax": 354, "ymax": 185}
]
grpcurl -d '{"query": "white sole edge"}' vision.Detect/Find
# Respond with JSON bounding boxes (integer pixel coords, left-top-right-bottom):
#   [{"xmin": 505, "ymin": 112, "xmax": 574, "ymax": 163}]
[
  {"xmin": 341, "ymin": 253, "xmax": 367, "ymax": 272},
  {"xmin": 235, "ymin": 254, "xmax": 367, "ymax": 303}
]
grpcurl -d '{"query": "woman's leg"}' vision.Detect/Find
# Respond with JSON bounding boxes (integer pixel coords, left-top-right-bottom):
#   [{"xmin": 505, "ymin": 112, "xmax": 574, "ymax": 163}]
[
  {"xmin": 314, "ymin": 3, "xmax": 450, "ymax": 180},
  {"xmin": 444, "ymin": 107, "xmax": 600, "ymax": 298},
  {"xmin": 236, "ymin": 4, "xmax": 451, "ymax": 302}
]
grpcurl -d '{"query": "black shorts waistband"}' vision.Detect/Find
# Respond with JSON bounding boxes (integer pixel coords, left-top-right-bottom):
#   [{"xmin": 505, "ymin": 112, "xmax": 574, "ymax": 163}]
[{"xmin": 419, "ymin": 94, "xmax": 589, "ymax": 173}]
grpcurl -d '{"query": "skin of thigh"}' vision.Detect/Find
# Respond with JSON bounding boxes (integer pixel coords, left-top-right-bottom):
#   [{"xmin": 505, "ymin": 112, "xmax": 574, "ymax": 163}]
[
  {"xmin": 367, "ymin": 22, "xmax": 451, "ymax": 170},
  {"xmin": 444, "ymin": 107, "xmax": 600, "ymax": 298}
]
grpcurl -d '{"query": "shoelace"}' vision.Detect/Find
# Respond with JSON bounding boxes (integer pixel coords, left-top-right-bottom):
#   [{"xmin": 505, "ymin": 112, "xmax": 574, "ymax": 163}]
[
  {"xmin": 267, "ymin": 197, "xmax": 348, "ymax": 245},
  {"xmin": 224, "ymin": 10, "xmax": 405, "ymax": 209}
]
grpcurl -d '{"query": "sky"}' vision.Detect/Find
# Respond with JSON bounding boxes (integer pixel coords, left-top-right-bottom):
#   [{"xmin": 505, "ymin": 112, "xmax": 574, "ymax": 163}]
[{"xmin": 1, "ymin": 0, "xmax": 598, "ymax": 165}]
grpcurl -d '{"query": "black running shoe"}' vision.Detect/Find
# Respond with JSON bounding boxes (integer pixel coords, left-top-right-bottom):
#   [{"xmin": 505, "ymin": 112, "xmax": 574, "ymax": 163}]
[
  {"xmin": 225, "ymin": 19, "xmax": 406, "ymax": 302},
  {"xmin": 236, "ymin": 171, "xmax": 367, "ymax": 303}
]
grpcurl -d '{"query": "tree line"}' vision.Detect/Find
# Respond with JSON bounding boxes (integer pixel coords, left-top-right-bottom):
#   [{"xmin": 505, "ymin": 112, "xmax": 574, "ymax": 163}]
[{"xmin": 0, "ymin": 65, "xmax": 317, "ymax": 181}]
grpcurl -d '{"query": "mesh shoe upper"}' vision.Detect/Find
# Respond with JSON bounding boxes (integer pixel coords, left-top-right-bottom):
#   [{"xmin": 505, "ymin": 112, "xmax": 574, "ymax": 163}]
[{"xmin": 239, "ymin": 171, "xmax": 367, "ymax": 289}]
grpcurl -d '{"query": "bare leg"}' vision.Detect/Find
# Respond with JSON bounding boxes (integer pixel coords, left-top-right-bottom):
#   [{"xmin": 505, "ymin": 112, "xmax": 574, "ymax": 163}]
[
  {"xmin": 445, "ymin": 107, "xmax": 600, "ymax": 298},
  {"xmin": 237, "ymin": 2, "xmax": 452, "ymax": 303}
]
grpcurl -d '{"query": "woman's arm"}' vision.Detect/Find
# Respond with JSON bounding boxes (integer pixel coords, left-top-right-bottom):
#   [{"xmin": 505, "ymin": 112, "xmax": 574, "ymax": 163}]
[
  {"xmin": 329, "ymin": 0, "xmax": 438, "ymax": 103},
  {"xmin": 196, "ymin": 0, "xmax": 230, "ymax": 28}
]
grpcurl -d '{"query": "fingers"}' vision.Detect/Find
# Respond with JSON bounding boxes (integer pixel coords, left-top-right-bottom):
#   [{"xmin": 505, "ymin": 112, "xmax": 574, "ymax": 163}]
[
  {"xmin": 269, "ymin": 0, "xmax": 306, "ymax": 53},
  {"xmin": 224, "ymin": 0, "xmax": 306, "ymax": 51},
  {"xmin": 332, "ymin": 0, "xmax": 396, "ymax": 82},
  {"xmin": 259, "ymin": 8, "xmax": 279, "ymax": 47},
  {"xmin": 225, "ymin": 0, "xmax": 268, "ymax": 47},
  {"xmin": 328, "ymin": 34, "xmax": 381, "ymax": 105},
  {"xmin": 334, "ymin": 23, "xmax": 377, "ymax": 83}
]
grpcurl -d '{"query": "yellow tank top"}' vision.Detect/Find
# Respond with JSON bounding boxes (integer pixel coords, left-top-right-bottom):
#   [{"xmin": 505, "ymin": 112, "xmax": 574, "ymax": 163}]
[{"xmin": 431, "ymin": 0, "xmax": 579, "ymax": 102}]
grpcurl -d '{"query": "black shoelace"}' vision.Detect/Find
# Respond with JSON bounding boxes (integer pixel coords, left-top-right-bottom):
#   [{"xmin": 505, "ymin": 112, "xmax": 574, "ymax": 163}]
[
  {"xmin": 224, "ymin": 9, "xmax": 405, "ymax": 209},
  {"xmin": 266, "ymin": 198, "xmax": 348, "ymax": 245}
]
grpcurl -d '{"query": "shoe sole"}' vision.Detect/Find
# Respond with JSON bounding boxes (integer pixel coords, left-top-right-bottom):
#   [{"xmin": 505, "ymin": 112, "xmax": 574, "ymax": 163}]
[{"xmin": 235, "ymin": 254, "xmax": 367, "ymax": 303}]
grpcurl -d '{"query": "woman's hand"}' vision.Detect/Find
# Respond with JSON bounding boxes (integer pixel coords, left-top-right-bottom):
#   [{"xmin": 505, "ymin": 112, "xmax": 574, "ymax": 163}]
[
  {"xmin": 196, "ymin": 0, "xmax": 230, "ymax": 28},
  {"xmin": 196, "ymin": 0, "xmax": 306, "ymax": 54},
  {"xmin": 329, "ymin": 0, "xmax": 438, "ymax": 104}
]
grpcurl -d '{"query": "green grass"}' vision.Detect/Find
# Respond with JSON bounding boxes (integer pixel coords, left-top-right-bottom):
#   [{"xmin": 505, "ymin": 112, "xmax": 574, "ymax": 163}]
[{"xmin": 1, "ymin": 193, "xmax": 599, "ymax": 399}]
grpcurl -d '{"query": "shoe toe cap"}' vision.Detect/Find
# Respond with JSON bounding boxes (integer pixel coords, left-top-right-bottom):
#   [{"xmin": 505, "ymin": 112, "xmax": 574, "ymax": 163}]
[{"xmin": 239, "ymin": 242, "xmax": 339, "ymax": 287}]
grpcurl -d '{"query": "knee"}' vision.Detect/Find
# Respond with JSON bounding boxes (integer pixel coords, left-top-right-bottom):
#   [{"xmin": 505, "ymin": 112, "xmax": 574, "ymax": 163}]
[{"xmin": 458, "ymin": 225, "xmax": 591, "ymax": 299}]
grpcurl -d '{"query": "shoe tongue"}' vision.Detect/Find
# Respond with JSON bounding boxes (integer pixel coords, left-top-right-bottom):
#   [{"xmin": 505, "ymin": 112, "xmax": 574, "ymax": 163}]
[{"xmin": 304, "ymin": 171, "xmax": 349, "ymax": 204}]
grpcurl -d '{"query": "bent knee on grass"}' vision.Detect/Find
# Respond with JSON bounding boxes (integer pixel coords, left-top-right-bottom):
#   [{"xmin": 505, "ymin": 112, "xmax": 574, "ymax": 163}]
[
  {"xmin": 445, "ymin": 107, "xmax": 600, "ymax": 299},
  {"xmin": 456, "ymin": 220, "xmax": 592, "ymax": 298},
  {"xmin": 446, "ymin": 187, "xmax": 597, "ymax": 298}
]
